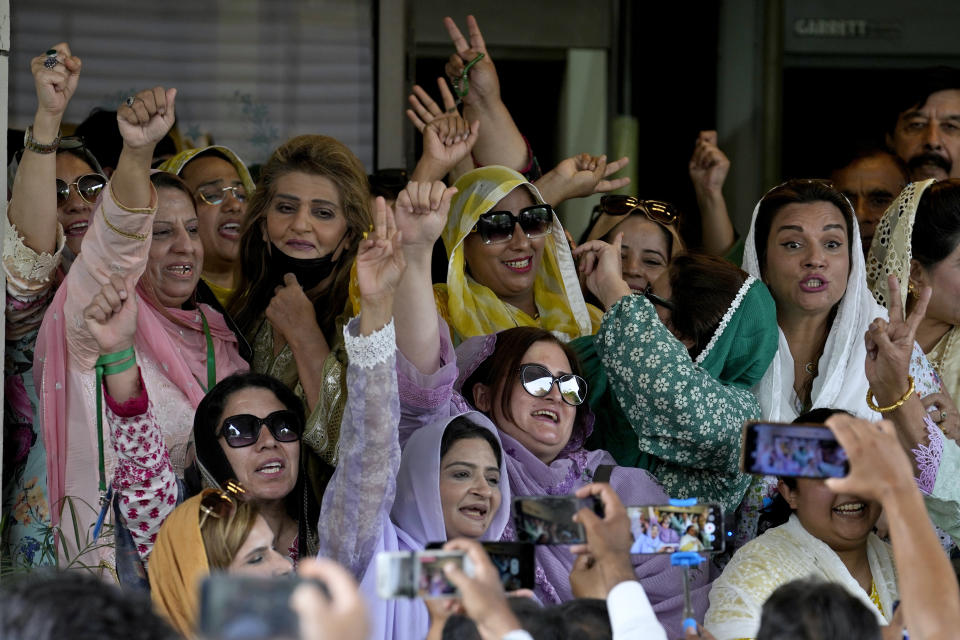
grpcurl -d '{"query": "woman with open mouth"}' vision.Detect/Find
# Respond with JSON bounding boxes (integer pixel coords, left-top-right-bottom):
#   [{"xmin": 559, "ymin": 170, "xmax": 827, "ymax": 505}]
[
  {"xmin": 704, "ymin": 408, "xmax": 898, "ymax": 640},
  {"xmin": 434, "ymin": 165, "xmax": 602, "ymax": 343},
  {"xmin": 34, "ymin": 85, "xmax": 248, "ymax": 579},
  {"xmin": 390, "ymin": 179, "xmax": 710, "ymax": 638}
]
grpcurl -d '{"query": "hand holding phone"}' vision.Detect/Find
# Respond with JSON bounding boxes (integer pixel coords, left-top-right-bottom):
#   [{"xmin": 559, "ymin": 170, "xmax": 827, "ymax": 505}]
[
  {"xmin": 741, "ymin": 421, "xmax": 848, "ymax": 478},
  {"xmin": 512, "ymin": 495, "xmax": 603, "ymax": 545},
  {"xmin": 292, "ymin": 558, "xmax": 368, "ymax": 640},
  {"xmin": 375, "ymin": 550, "xmax": 474, "ymax": 599}
]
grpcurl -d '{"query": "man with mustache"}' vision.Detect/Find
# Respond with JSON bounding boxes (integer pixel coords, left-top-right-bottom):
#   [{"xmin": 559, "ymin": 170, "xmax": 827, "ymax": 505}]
[{"xmin": 887, "ymin": 66, "xmax": 960, "ymax": 181}]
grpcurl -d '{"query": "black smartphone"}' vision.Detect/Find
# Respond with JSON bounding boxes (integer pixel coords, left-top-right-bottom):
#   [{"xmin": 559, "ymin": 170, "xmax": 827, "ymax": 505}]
[
  {"xmin": 512, "ymin": 495, "xmax": 603, "ymax": 545},
  {"xmin": 625, "ymin": 503, "xmax": 725, "ymax": 554},
  {"xmin": 426, "ymin": 541, "xmax": 535, "ymax": 591},
  {"xmin": 740, "ymin": 421, "xmax": 848, "ymax": 478},
  {"xmin": 198, "ymin": 573, "xmax": 325, "ymax": 640}
]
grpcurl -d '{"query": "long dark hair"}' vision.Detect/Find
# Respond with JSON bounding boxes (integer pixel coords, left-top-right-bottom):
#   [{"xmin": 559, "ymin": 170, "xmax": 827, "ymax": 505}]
[
  {"xmin": 913, "ymin": 179, "xmax": 960, "ymax": 268},
  {"xmin": 228, "ymin": 135, "xmax": 372, "ymax": 341},
  {"xmin": 189, "ymin": 372, "xmax": 305, "ymax": 523}
]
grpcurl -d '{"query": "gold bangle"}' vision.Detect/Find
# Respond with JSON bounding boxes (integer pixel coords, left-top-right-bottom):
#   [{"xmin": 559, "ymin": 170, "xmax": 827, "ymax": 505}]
[{"xmin": 866, "ymin": 375, "xmax": 915, "ymax": 413}]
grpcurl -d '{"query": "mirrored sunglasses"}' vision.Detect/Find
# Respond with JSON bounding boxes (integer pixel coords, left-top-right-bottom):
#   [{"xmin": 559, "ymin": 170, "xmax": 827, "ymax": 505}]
[
  {"xmin": 56, "ymin": 173, "xmax": 106, "ymax": 206},
  {"xmin": 197, "ymin": 184, "xmax": 247, "ymax": 206},
  {"xmin": 473, "ymin": 205, "xmax": 554, "ymax": 245},
  {"xmin": 598, "ymin": 196, "xmax": 679, "ymax": 227},
  {"xmin": 518, "ymin": 363, "xmax": 587, "ymax": 406},
  {"xmin": 216, "ymin": 410, "xmax": 303, "ymax": 448}
]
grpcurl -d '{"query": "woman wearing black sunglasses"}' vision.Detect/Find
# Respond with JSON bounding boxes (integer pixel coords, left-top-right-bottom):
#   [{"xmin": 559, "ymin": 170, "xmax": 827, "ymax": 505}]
[
  {"xmin": 391, "ymin": 180, "xmax": 710, "ymax": 638},
  {"xmin": 3, "ymin": 42, "xmax": 109, "ymax": 568}
]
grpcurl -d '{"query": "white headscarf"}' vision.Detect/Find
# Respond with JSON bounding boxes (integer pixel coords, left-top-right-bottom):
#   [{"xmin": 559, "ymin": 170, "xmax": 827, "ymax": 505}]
[{"xmin": 741, "ymin": 185, "xmax": 885, "ymax": 421}]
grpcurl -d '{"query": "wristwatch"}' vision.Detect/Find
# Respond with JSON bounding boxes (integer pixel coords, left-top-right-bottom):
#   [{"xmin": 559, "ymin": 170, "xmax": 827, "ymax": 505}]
[{"xmin": 23, "ymin": 125, "xmax": 61, "ymax": 154}]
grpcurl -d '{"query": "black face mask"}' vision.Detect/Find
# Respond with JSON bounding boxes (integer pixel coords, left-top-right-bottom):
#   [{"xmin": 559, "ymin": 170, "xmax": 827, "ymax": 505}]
[{"xmin": 270, "ymin": 238, "xmax": 344, "ymax": 291}]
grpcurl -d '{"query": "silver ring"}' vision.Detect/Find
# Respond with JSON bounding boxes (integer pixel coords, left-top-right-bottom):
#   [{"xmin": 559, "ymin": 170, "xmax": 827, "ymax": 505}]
[
  {"xmin": 124, "ymin": 96, "xmax": 136, "ymax": 107},
  {"xmin": 43, "ymin": 55, "xmax": 59, "ymax": 69}
]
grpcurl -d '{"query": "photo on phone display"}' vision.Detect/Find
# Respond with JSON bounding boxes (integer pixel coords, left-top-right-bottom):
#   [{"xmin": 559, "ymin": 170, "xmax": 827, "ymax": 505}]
[
  {"xmin": 512, "ymin": 496, "xmax": 602, "ymax": 545},
  {"xmin": 375, "ymin": 550, "xmax": 473, "ymax": 600},
  {"xmin": 427, "ymin": 541, "xmax": 535, "ymax": 591},
  {"xmin": 740, "ymin": 421, "xmax": 848, "ymax": 478},
  {"xmin": 625, "ymin": 504, "xmax": 725, "ymax": 555},
  {"xmin": 198, "ymin": 574, "xmax": 315, "ymax": 640}
]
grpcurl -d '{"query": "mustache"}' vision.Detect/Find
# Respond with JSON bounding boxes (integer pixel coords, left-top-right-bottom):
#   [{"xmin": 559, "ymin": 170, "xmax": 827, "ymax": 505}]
[{"xmin": 908, "ymin": 152, "xmax": 951, "ymax": 173}]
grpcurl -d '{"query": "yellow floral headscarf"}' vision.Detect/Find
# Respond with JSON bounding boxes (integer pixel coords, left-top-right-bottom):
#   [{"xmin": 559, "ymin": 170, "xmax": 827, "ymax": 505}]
[
  {"xmin": 435, "ymin": 166, "xmax": 601, "ymax": 342},
  {"xmin": 157, "ymin": 145, "xmax": 256, "ymax": 197}
]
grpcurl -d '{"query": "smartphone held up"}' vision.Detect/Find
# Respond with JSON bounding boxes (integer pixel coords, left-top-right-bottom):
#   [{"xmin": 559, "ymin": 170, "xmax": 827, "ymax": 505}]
[{"xmin": 740, "ymin": 421, "xmax": 848, "ymax": 478}]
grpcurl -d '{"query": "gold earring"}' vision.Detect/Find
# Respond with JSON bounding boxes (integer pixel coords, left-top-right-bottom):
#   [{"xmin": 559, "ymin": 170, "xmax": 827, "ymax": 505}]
[{"xmin": 908, "ymin": 281, "xmax": 917, "ymax": 295}]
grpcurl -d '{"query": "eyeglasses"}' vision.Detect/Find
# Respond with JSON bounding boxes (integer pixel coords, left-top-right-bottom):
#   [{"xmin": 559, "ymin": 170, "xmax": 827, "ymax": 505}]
[
  {"xmin": 518, "ymin": 363, "xmax": 587, "ymax": 406},
  {"xmin": 216, "ymin": 410, "xmax": 303, "ymax": 448},
  {"xmin": 56, "ymin": 173, "xmax": 107, "ymax": 206},
  {"xmin": 472, "ymin": 205, "xmax": 554, "ymax": 245},
  {"xmin": 197, "ymin": 185, "xmax": 247, "ymax": 206},
  {"xmin": 642, "ymin": 284, "xmax": 675, "ymax": 311},
  {"xmin": 198, "ymin": 480, "xmax": 246, "ymax": 528},
  {"xmin": 598, "ymin": 196, "xmax": 679, "ymax": 227}
]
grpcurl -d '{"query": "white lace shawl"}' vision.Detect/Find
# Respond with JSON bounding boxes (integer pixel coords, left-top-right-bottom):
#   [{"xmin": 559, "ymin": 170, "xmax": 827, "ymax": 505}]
[
  {"xmin": 742, "ymin": 196, "xmax": 886, "ymax": 421},
  {"xmin": 704, "ymin": 515, "xmax": 897, "ymax": 640}
]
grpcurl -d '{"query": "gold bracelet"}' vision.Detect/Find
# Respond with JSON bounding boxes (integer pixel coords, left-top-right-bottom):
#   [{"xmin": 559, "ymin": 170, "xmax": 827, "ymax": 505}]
[{"xmin": 866, "ymin": 375, "xmax": 915, "ymax": 413}]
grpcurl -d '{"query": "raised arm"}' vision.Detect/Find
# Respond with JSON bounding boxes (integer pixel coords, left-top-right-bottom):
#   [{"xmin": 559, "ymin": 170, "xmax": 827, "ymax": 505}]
[
  {"xmin": 408, "ymin": 78, "xmax": 480, "ymax": 183},
  {"xmin": 393, "ymin": 180, "xmax": 458, "ymax": 374},
  {"xmin": 689, "ymin": 131, "xmax": 735, "ymax": 256},
  {"xmin": 317, "ymin": 197, "xmax": 405, "ymax": 577},
  {"xmin": 443, "ymin": 16, "xmax": 529, "ymax": 172},
  {"xmin": 8, "ymin": 43, "xmax": 81, "ymax": 255},
  {"xmin": 84, "ymin": 272, "xmax": 175, "ymax": 561},
  {"xmin": 534, "ymin": 153, "xmax": 631, "ymax": 209}
]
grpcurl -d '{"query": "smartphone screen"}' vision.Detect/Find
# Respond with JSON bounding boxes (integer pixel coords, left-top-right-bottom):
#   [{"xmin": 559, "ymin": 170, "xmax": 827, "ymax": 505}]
[
  {"xmin": 513, "ymin": 496, "xmax": 601, "ymax": 545},
  {"xmin": 198, "ymin": 574, "xmax": 305, "ymax": 640},
  {"xmin": 625, "ymin": 504, "xmax": 725, "ymax": 554},
  {"xmin": 426, "ymin": 541, "xmax": 535, "ymax": 591},
  {"xmin": 741, "ymin": 421, "xmax": 848, "ymax": 478},
  {"xmin": 416, "ymin": 552, "xmax": 465, "ymax": 599},
  {"xmin": 376, "ymin": 550, "xmax": 472, "ymax": 600}
]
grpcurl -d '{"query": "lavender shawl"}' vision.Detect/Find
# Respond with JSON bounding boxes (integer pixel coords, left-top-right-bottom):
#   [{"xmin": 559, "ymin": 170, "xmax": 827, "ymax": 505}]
[{"xmin": 396, "ymin": 316, "xmax": 713, "ymax": 638}]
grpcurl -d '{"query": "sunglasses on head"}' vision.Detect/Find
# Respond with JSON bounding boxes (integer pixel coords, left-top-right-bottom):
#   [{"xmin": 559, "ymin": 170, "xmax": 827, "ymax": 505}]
[
  {"xmin": 642, "ymin": 283, "xmax": 675, "ymax": 311},
  {"xmin": 198, "ymin": 480, "xmax": 246, "ymax": 528},
  {"xmin": 56, "ymin": 173, "xmax": 106, "ymax": 206},
  {"xmin": 518, "ymin": 363, "xmax": 587, "ymax": 406},
  {"xmin": 197, "ymin": 184, "xmax": 247, "ymax": 206},
  {"xmin": 472, "ymin": 205, "xmax": 554, "ymax": 245},
  {"xmin": 216, "ymin": 409, "xmax": 303, "ymax": 448},
  {"xmin": 598, "ymin": 196, "xmax": 679, "ymax": 227}
]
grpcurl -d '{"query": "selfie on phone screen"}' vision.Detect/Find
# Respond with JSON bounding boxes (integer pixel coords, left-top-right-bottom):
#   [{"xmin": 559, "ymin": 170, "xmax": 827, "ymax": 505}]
[{"xmin": 625, "ymin": 504, "xmax": 724, "ymax": 554}]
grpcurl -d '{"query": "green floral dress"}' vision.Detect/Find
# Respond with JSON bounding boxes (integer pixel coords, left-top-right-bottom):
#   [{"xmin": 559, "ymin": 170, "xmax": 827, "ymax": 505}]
[{"xmin": 573, "ymin": 293, "xmax": 776, "ymax": 513}]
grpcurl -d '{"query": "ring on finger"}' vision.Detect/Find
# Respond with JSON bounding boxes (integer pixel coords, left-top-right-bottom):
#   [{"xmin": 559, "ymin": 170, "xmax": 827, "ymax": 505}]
[{"xmin": 43, "ymin": 49, "xmax": 59, "ymax": 69}]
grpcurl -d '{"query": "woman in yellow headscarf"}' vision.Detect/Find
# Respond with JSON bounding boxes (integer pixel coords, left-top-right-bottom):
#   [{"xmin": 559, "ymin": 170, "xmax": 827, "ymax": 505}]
[{"xmin": 436, "ymin": 165, "xmax": 602, "ymax": 342}]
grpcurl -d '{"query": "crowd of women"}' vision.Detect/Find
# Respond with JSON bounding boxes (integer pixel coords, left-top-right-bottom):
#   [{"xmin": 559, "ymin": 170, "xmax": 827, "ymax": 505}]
[{"xmin": 4, "ymin": 15, "xmax": 960, "ymax": 640}]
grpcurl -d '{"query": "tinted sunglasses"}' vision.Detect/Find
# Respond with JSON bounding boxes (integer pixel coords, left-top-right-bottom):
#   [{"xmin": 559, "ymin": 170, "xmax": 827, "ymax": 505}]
[
  {"xmin": 642, "ymin": 283, "xmax": 675, "ymax": 311},
  {"xmin": 518, "ymin": 363, "xmax": 587, "ymax": 406},
  {"xmin": 56, "ymin": 173, "xmax": 106, "ymax": 206},
  {"xmin": 473, "ymin": 205, "xmax": 554, "ymax": 245},
  {"xmin": 198, "ymin": 480, "xmax": 246, "ymax": 528},
  {"xmin": 598, "ymin": 196, "xmax": 679, "ymax": 227},
  {"xmin": 197, "ymin": 184, "xmax": 247, "ymax": 206},
  {"xmin": 216, "ymin": 409, "xmax": 303, "ymax": 448}
]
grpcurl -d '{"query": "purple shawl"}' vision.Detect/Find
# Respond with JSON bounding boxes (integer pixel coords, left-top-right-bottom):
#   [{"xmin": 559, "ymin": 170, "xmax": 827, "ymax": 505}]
[{"xmin": 396, "ymin": 318, "xmax": 713, "ymax": 638}]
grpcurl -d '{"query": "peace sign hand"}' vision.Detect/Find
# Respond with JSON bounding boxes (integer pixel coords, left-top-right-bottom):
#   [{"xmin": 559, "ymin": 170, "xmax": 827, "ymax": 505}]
[
  {"xmin": 443, "ymin": 15, "xmax": 499, "ymax": 105},
  {"xmin": 865, "ymin": 274, "xmax": 931, "ymax": 405}
]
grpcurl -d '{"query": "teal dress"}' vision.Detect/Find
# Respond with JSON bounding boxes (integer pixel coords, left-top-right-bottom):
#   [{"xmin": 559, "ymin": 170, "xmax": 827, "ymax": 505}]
[{"xmin": 572, "ymin": 286, "xmax": 778, "ymax": 512}]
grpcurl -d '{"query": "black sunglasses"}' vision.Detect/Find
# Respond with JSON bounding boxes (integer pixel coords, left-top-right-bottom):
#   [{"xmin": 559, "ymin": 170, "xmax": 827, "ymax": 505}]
[
  {"xmin": 216, "ymin": 410, "xmax": 303, "ymax": 448},
  {"xmin": 518, "ymin": 363, "xmax": 587, "ymax": 406},
  {"xmin": 598, "ymin": 196, "xmax": 679, "ymax": 227},
  {"xmin": 473, "ymin": 205, "xmax": 554, "ymax": 245},
  {"xmin": 642, "ymin": 283, "xmax": 675, "ymax": 311},
  {"xmin": 56, "ymin": 173, "xmax": 107, "ymax": 206}
]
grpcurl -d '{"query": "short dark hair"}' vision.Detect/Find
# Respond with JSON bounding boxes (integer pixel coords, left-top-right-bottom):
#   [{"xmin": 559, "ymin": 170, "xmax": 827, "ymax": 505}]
[
  {"xmin": 756, "ymin": 578, "xmax": 881, "ymax": 640},
  {"xmin": 190, "ymin": 372, "xmax": 305, "ymax": 520},
  {"xmin": 831, "ymin": 147, "xmax": 909, "ymax": 185},
  {"xmin": 440, "ymin": 416, "xmax": 503, "ymax": 469},
  {"xmin": 442, "ymin": 597, "xmax": 564, "ymax": 640},
  {"xmin": 0, "ymin": 570, "xmax": 179, "ymax": 640},
  {"xmin": 666, "ymin": 253, "xmax": 749, "ymax": 360},
  {"xmin": 754, "ymin": 179, "xmax": 855, "ymax": 274},
  {"xmin": 150, "ymin": 170, "xmax": 195, "ymax": 203},
  {"xmin": 889, "ymin": 66, "xmax": 960, "ymax": 136},
  {"xmin": 912, "ymin": 179, "xmax": 960, "ymax": 268},
  {"xmin": 74, "ymin": 108, "xmax": 123, "ymax": 171},
  {"xmin": 461, "ymin": 327, "xmax": 590, "ymax": 451}
]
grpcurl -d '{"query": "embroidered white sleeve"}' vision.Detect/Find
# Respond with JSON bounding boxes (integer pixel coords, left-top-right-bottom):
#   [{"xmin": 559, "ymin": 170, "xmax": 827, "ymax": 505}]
[
  {"xmin": 343, "ymin": 317, "xmax": 396, "ymax": 369},
  {"xmin": 3, "ymin": 214, "xmax": 65, "ymax": 285}
]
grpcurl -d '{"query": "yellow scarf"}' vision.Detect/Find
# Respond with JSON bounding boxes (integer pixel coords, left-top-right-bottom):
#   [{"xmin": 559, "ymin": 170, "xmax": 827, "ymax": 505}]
[
  {"xmin": 437, "ymin": 166, "xmax": 601, "ymax": 342},
  {"xmin": 148, "ymin": 491, "xmax": 214, "ymax": 639}
]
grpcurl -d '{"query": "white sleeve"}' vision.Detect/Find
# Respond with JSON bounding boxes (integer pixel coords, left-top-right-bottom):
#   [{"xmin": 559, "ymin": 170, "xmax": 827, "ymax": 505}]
[
  {"xmin": 502, "ymin": 632, "xmax": 535, "ymax": 640},
  {"xmin": 608, "ymin": 580, "xmax": 668, "ymax": 640}
]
